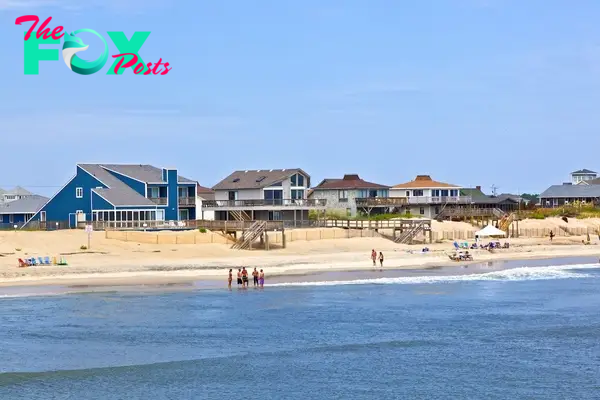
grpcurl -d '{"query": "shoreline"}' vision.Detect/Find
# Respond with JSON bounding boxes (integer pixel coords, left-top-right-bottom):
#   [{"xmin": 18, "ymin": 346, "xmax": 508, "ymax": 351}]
[{"xmin": 1, "ymin": 244, "xmax": 599, "ymax": 289}]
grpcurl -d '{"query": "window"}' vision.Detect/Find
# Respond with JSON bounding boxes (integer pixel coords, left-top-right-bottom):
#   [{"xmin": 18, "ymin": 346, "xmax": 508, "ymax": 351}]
[
  {"xmin": 420, "ymin": 207, "xmax": 425, "ymax": 215},
  {"xmin": 268, "ymin": 211, "xmax": 282, "ymax": 220},
  {"xmin": 338, "ymin": 190, "xmax": 348, "ymax": 202},
  {"xmin": 9, "ymin": 215, "xmax": 13, "ymax": 223},
  {"xmin": 290, "ymin": 173, "xmax": 305, "ymax": 187},
  {"xmin": 178, "ymin": 187, "xmax": 188, "ymax": 198},
  {"xmin": 406, "ymin": 191, "xmax": 410, "ymax": 197},
  {"xmin": 76, "ymin": 210, "xmax": 83, "ymax": 214},
  {"xmin": 413, "ymin": 190, "xmax": 424, "ymax": 197},
  {"xmin": 228, "ymin": 191, "xmax": 238, "ymax": 201},
  {"xmin": 291, "ymin": 189, "xmax": 304, "ymax": 200},
  {"xmin": 441, "ymin": 190, "xmax": 449, "ymax": 197},
  {"xmin": 432, "ymin": 190, "xmax": 440, "ymax": 197},
  {"xmin": 76, "ymin": 187, "xmax": 83, "ymax": 198}
]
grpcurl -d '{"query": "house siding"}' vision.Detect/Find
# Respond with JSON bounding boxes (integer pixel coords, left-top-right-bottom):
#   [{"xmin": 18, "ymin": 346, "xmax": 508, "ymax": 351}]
[
  {"xmin": 310, "ymin": 190, "xmax": 355, "ymax": 216},
  {"xmin": 91, "ymin": 192, "xmax": 115, "ymax": 210},
  {"xmin": 165, "ymin": 169, "xmax": 179, "ymax": 221},
  {"xmin": 28, "ymin": 166, "xmax": 106, "ymax": 223}
]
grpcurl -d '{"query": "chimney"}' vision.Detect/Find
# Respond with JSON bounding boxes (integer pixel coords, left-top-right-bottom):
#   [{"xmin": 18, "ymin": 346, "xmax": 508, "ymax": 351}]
[
  {"xmin": 343, "ymin": 174, "xmax": 360, "ymax": 180},
  {"xmin": 476, "ymin": 185, "xmax": 481, "ymax": 191}
]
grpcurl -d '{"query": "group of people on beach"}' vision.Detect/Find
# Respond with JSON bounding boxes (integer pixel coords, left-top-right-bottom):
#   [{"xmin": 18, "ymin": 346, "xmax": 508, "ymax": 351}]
[
  {"xmin": 371, "ymin": 249, "xmax": 384, "ymax": 267},
  {"xmin": 228, "ymin": 267, "xmax": 264, "ymax": 288}
]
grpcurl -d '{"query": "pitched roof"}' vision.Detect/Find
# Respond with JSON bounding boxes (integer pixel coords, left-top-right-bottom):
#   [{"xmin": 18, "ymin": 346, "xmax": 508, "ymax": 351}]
[
  {"xmin": 99, "ymin": 164, "xmax": 194, "ymax": 183},
  {"xmin": 312, "ymin": 174, "xmax": 389, "ymax": 190},
  {"xmin": 78, "ymin": 164, "xmax": 156, "ymax": 206},
  {"xmin": 584, "ymin": 177, "xmax": 600, "ymax": 185},
  {"xmin": 212, "ymin": 169, "xmax": 309, "ymax": 190},
  {"xmin": 540, "ymin": 184, "xmax": 600, "ymax": 199},
  {"xmin": 5, "ymin": 186, "xmax": 33, "ymax": 196},
  {"xmin": 571, "ymin": 169, "xmax": 596, "ymax": 174},
  {"xmin": 392, "ymin": 175, "xmax": 460, "ymax": 189},
  {"xmin": 196, "ymin": 183, "xmax": 215, "ymax": 200},
  {"xmin": 0, "ymin": 195, "xmax": 49, "ymax": 214}
]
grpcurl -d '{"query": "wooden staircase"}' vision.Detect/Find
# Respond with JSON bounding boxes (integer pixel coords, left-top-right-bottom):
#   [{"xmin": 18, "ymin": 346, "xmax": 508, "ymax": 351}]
[
  {"xmin": 230, "ymin": 210, "xmax": 251, "ymax": 221},
  {"xmin": 395, "ymin": 220, "xmax": 427, "ymax": 244},
  {"xmin": 231, "ymin": 221, "xmax": 267, "ymax": 250},
  {"xmin": 499, "ymin": 212, "xmax": 515, "ymax": 232}
]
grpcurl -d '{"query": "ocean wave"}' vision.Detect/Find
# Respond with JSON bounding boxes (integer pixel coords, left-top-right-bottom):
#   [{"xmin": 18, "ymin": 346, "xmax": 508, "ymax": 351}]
[{"xmin": 268, "ymin": 263, "xmax": 600, "ymax": 287}]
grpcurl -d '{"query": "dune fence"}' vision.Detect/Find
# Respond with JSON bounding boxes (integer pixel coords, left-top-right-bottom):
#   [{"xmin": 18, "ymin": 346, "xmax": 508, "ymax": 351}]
[{"xmin": 105, "ymin": 228, "xmax": 380, "ymax": 246}]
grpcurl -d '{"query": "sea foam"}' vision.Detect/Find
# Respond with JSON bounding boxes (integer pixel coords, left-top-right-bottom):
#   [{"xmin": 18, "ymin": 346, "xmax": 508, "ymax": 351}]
[{"xmin": 268, "ymin": 263, "xmax": 600, "ymax": 287}]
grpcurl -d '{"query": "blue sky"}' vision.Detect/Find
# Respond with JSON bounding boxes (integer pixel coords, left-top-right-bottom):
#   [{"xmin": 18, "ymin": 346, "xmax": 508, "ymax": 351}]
[{"xmin": 2, "ymin": 0, "xmax": 600, "ymax": 196}]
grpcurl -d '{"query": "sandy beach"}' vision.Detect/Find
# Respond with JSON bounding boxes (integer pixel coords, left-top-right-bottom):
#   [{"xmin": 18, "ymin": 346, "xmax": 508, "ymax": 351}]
[{"xmin": 0, "ymin": 226, "xmax": 599, "ymax": 288}]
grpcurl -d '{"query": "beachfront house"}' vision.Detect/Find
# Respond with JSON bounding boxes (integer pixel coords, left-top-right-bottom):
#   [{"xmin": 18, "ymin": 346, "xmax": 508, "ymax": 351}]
[
  {"xmin": 203, "ymin": 169, "xmax": 326, "ymax": 224},
  {"xmin": 195, "ymin": 183, "xmax": 215, "ymax": 220},
  {"xmin": 23, "ymin": 164, "xmax": 197, "ymax": 228},
  {"xmin": 571, "ymin": 169, "xmax": 597, "ymax": 185},
  {"xmin": 308, "ymin": 174, "xmax": 392, "ymax": 217},
  {"xmin": 0, "ymin": 195, "xmax": 49, "ymax": 228},
  {"xmin": 459, "ymin": 187, "xmax": 520, "ymax": 213},
  {"xmin": 539, "ymin": 184, "xmax": 600, "ymax": 208},
  {"xmin": 389, "ymin": 175, "xmax": 471, "ymax": 218}
]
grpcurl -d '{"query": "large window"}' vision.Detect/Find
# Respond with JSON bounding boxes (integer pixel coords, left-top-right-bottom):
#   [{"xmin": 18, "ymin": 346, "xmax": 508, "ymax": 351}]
[
  {"xmin": 413, "ymin": 190, "xmax": 424, "ymax": 197},
  {"xmin": 338, "ymin": 190, "xmax": 348, "ymax": 201},
  {"xmin": 290, "ymin": 173, "xmax": 305, "ymax": 187},
  {"xmin": 228, "ymin": 191, "xmax": 238, "ymax": 201}
]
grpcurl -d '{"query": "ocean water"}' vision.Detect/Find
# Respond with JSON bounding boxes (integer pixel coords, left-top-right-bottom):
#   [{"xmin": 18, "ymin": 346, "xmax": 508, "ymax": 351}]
[{"xmin": 2, "ymin": 258, "xmax": 600, "ymax": 399}]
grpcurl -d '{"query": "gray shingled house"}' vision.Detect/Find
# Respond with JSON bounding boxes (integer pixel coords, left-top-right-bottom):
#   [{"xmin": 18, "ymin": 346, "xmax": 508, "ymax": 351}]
[
  {"xmin": 205, "ymin": 169, "xmax": 326, "ymax": 224},
  {"xmin": 539, "ymin": 184, "xmax": 600, "ymax": 207}
]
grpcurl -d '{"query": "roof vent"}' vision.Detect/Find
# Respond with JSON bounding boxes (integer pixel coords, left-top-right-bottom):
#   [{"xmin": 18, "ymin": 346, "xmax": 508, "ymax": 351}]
[
  {"xmin": 343, "ymin": 174, "xmax": 360, "ymax": 181},
  {"xmin": 282, "ymin": 169, "xmax": 286, "ymax": 171},
  {"xmin": 244, "ymin": 170, "xmax": 248, "ymax": 173},
  {"xmin": 256, "ymin": 176, "xmax": 266, "ymax": 183},
  {"xmin": 232, "ymin": 178, "xmax": 240, "ymax": 183}
]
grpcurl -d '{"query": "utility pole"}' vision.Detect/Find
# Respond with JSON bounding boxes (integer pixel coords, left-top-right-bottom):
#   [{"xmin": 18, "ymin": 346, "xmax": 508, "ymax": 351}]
[{"xmin": 491, "ymin": 184, "xmax": 498, "ymax": 197}]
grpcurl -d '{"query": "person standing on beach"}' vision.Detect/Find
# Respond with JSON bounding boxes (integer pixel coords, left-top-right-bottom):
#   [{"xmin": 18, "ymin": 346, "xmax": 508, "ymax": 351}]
[
  {"xmin": 549, "ymin": 230, "xmax": 554, "ymax": 242},
  {"xmin": 252, "ymin": 268, "xmax": 259, "ymax": 286},
  {"xmin": 379, "ymin": 252, "xmax": 384, "ymax": 268},
  {"xmin": 242, "ymin": 267, "xmax": 249, "ymax": 287},
  {"xmin": 228, "ymin": 269, "xmax": 233, "ymax": 288},
  {"xmin": 371, "ymin": 249, "xmax": 377, "ymax": 266},
  {"xmin": 259, "ymin": 269, "xmax": 265, "ymax": 287},
  {"xmin": 237, "ymin": 269, "xmax": 243, "ymax": 286}
]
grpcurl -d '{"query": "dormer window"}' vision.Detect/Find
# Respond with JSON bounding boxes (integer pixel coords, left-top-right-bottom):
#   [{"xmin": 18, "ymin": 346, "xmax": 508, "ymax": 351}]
[
  {"xmin": 290, "ymin": 173, "xmax": 305, "ymax": 187},
  {"xmin": 256, "ymin": 176, "xmax": 266, "ymax": 183},
  {"xmin": 232, "ymin": 178, "xmax": 240, "ymax": 183}
]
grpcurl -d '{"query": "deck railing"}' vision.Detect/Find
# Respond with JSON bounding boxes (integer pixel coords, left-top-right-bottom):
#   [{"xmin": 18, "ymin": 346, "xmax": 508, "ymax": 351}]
[
  {"xmin": 178, "ymin": 197, "xmax": 195, "ymax": 206},
  {"xmin": 149, "ymin": 197, "xmax": 168, "ymax": 205},
  {"xmin": 201, "ymin": 199, "xmax": 327, "ymax": 208},
  {"xmin": 355, "ymin": 197, "xmax": 408, "ymax": 206},
  {"xmin": 406, "ymin": 196, "xmax": 472, "ymax": 205}
]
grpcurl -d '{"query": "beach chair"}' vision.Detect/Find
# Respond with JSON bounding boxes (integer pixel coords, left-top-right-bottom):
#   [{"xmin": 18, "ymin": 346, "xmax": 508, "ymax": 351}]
[
  {"xmin": 37, "ymin": 257, "xmax": 44, "ymax": 265},
  {"xmin": 30, "ymin": 257, "xmax": 37, "ymax": 266},
  {"xmin": 52, "ymin": 256, "xmax": 57, "ymax": 265},
  {"xmin": 44, "ymin": 256, "xmax": 51, "ymax": 265},
  {"xmin": 58, "ymin": 257, "xmax": 68, "ymax": 266},
  {"xmin": 453, "ymin": 241, "xmax": 460, "ymax": 250},
  {"xmin": 18, "ymin": 258, "xmax": 29, "ymax": 268}
]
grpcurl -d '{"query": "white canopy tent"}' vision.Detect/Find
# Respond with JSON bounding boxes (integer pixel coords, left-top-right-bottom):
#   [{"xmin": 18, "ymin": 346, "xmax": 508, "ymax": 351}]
[{"xmin": 475, "ymin": 225, "xmax": 506, "ymax": 238}]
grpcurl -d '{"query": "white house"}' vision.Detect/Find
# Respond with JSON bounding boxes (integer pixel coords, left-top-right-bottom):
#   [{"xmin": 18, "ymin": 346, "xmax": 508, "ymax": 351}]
[
  {"xmin": 389, "ymin": 175, "xmax": 469, "ymax": 218},
  {"xmin": 195, "ymin": 183, "xmax": 215, "ymax": 220}
]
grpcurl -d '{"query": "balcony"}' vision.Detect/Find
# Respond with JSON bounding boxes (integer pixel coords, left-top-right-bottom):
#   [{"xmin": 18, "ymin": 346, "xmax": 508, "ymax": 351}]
[
  {"xmin": 355, "ymin": 197, "xmax": 408, "ymax": 207},
  {"xmin": 202, "ymin": 199, "xmax": 327, "ymax": 209},
  {"xmin": 406, "ymin": 196, "xmax": 472, "ymax": 205},
  {"xmin": 149, "ymin": 197, "xmax": 168, "ymax": 205},
  {"xmin": 178, "ymin": 197, "xmax": 195, "ymax": 206}
]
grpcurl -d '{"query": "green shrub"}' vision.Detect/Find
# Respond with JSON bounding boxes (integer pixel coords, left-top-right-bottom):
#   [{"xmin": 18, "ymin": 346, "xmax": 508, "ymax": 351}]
[
  {"xmin": 199, "ymin": 228, "xmax": 207, "ymax": 233},
  {"xmin": 80, "ymin": 245, "xmax": 88, "ymax": 250}
]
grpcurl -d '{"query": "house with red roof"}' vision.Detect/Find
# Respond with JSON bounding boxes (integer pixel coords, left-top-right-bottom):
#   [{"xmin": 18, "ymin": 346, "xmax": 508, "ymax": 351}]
[{"xmin": 308, "ymin": 174, "xmax": 392, "ymax": 216}]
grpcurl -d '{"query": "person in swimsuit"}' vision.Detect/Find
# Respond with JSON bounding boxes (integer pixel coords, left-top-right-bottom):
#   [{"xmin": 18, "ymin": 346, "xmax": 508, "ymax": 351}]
[
  {"xmin": 252, "ymin": 268, "xmax": 259, "ymax": 286},
  {"xmin": 371, "ymin": 249, "xmax": 377, "ymax": 266},
  {"xmin": 242, "ymin": 267, "xmax": 249, "ymax": 287},
  {"xmin": 237, "ymin": 269, "xmax": 243, "ymax": 286},
  {"xmin": 259, "ymin": 269, "xmax": 264, "ymax": 287},
  {"xmin": 379, "ymin": 252, "xmax": 384, "ymax": 268},
  {"xmin": 228, "ymin": 269, "xmax": 233, "ymax": 288}
]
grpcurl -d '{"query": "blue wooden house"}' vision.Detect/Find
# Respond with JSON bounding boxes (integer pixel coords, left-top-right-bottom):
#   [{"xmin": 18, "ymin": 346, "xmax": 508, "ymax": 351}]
[{"xmin": 24, "ymin": 164, "xmax": 197, "ymax": 228}]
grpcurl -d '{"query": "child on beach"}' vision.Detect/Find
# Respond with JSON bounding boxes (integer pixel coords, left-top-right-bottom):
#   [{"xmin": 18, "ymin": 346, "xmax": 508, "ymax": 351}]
[
  {"xmin": 371, "ymin": 249, "xmax": 377, "ymax": 266},
  {"xmin": 252, "ymin": 268, "xmax": 259, "ymax": 286},
  {"xmin": 259, "ymin": 269, "xmax": 264, "ymax": 287}
]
